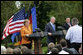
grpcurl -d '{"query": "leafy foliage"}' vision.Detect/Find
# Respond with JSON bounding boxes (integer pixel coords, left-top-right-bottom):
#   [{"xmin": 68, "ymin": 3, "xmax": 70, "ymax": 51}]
[{"xmin": 1, "ymin": 1, "xmax": 82, "ymax": 46}]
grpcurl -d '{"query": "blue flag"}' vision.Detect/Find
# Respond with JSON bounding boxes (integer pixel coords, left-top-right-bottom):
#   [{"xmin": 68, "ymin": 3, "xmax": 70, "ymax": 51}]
[
  {"xmin": 31, "ymin": 6, "xmax": 37, "ymax": 32},
  {"xmin": 11, "ymin": 32, "xmax": 20, "ymax": 43}
]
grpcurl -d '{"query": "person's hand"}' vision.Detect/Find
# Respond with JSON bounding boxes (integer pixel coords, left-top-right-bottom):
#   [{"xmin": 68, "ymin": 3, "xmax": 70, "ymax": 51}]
[
  {"xmin": 26, "ymin": 34, "xmax": 29, "ymax": 36},
  {"xmin": 48, "ymin": 33, "xmax": 52, "ymax": 36},
  {"xmin": 79, "ymin": 48, "xmax": 82, "ymax": 54}
]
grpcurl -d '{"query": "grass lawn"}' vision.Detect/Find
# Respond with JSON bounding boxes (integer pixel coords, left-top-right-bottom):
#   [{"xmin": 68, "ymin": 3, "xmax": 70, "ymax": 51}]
[{"xmin": 42, "ymin": 46, "xmax": 48, "ymax": 54}]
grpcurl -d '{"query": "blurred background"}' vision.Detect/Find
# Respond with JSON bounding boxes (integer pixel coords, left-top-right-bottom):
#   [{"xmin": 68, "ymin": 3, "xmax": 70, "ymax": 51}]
[{"xmin": 1, "ymin": 1, "xmax": 82, "ymax": 54}]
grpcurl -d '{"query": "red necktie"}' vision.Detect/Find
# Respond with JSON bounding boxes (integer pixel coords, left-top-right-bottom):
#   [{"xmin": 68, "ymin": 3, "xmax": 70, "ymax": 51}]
[{"xmin": 68, "ymin": 23, "xmax": 71, "ymax": 27}]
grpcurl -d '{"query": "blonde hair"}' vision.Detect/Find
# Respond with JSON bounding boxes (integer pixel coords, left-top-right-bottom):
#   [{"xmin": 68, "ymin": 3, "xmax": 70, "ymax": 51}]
[
  {"xmin": 48, "ymin": 42, "xmax": 55, "ymax": 50},
  {"xmin": 24, "ymin": 19, "xmax": 30, "ymax": 25}
]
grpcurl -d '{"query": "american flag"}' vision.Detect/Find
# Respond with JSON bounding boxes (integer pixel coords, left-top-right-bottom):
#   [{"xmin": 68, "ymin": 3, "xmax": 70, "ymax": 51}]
[{"xmin": 2, "ymin": 7, "xmax": 25, "ymax": 40}]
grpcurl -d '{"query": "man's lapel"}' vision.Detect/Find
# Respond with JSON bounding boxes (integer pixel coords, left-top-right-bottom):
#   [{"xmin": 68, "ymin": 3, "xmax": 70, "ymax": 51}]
[{"xmin": 49, "ymin": 23, "xmax": 55, "ymax": 32}]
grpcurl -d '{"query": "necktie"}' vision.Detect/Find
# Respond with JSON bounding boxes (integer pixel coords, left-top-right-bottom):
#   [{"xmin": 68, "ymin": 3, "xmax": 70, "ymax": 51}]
[
  {"xmin": 52, "ymin": 24, "xmax": 55, "ymax": 31},
  {"xmin": 68, "ymin": 23, "xmax": 71, "ymax": 27}
]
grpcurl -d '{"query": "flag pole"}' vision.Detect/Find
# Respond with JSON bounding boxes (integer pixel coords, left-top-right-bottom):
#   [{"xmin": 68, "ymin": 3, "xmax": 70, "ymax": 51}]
[
  {"xmin": 33, "ymin": 1, "xmax": 43, "ymax": 54},
  {"xmin": 28, "ymin": 3, "xmax": 31, "ymax": 19},
  {"xmin": 28, "ymin": 2, "xmax": 35, "ymax": 51},
  {"xmin": 15, "ymin": 3, "xmax": 25, "ymax": 47}
]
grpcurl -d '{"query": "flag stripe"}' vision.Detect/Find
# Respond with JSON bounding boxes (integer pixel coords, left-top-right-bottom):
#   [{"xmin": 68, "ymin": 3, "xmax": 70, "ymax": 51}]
[
  {"xmin": 9, "ymin": 22, "xmax": 24, "ymax": 26},
  {"xmin": 9, "ymin": 30, "xmax": 20, "ymax": 34},
  {"xmin": 4, "ymin": 16, "xmax": 13, "ymax": 29},
  {"xmin": 2, "ymin": 35, "xmax": 5, "ymax": 39},
  {"xmin": 6, "ymin": 32, "xmax": 9, "ymax": 36},
  {"xmin": 9, "ymin": 20, "xmax": 24, "ymax": 25},
  {"xmin": 9, "ymin": 28, "xmax": 21, "ymax": 33},
  {"xmin": 4, "ymin": 33, "xmax": 7, "ymax": 38},
  {"xmin": 3, "ymin": 31, "xmax": 9, "ymax": 39},
  {"xmin": 3, "ymin": 18, "xmax": 13, "ymax": 33},
  {"xmin": 9, "ymin": 26, "xmax": 23, "ymax": 30},
  {"xmin": 9, "ymin": 24, "xmax": 24, "ymax": 29}
]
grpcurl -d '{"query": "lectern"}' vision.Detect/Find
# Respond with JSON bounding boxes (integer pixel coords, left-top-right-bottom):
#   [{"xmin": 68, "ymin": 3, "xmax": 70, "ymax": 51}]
[
  {"xmin": 26, "ymin": 28, "xmax": 64, "ymax": 54},
  {"xmin": 26, "ymin": 31, "xmax": 48, "ymax": 54}
]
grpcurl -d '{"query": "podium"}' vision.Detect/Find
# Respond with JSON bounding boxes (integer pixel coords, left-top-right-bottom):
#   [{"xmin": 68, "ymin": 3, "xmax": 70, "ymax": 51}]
[
  {"xmin": 26, "ymin": 30, "xmax": 64, "ymax": 54},
  {"xmin": 26, "ymin": 32, "xmax": 48, "ymax": 54}
]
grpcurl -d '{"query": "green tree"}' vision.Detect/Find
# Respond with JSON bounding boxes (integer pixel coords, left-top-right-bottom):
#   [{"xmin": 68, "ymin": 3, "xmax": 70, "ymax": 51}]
[{"xmin": 1, "ymin": 1, "xmax": 82, "ymax": 47}]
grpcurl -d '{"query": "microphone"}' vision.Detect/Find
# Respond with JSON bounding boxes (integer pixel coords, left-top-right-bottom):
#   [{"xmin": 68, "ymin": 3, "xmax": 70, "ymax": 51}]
[{"xmin": 35, "ymin": 28, "xmax": 41, "ymax": 32}]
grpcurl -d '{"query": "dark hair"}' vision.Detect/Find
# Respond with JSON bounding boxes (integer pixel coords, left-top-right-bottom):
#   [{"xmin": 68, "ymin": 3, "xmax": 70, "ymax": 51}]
[
  {"xmin": 72, "ymin": 17, "xmax": 79, "ymax": 25},
  {"xmin": 55, "ymin": 44, "xmax": 62, "ymax": 52},
  {"xmin": 66, "ymin": 17, "xmax": 70, "ymax": 19},
  {"xmin": 13, "ymin": 48, "xmax": 21, "ymax": 54},
  {"xmin": 51, "ymin": 48, "xmax": 59, "ymax": 54},
  {"xmin": 21, "ymin": 46, "xmax": 32, "ymax": 54},
  {"xmin": 60, "ymin": 39, "xmax": 67, "ymax": 47}
]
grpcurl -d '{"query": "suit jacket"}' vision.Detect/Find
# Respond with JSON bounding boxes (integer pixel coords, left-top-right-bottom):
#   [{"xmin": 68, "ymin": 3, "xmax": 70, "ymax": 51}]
[
  {"xmin": 45, "ymin": 22, "xmax": 56, "ymax": 33},
  {"xmin": 45, "ymin": 22, "xmax": 62, "ymax": 44},
  {"xmin": 69, "ymin": 48, "xmax": 79, "ymax": 54},
  {"xmin": 63, "ymin": 22, "xmax": 72, "ymax": 30},
  {"xmin": 63, "ymin": 48, "xmax": 73, "ymax": 54},
  {"xmin": 45, "ymin": 22, "xmax": 57, "ymax": 39}
]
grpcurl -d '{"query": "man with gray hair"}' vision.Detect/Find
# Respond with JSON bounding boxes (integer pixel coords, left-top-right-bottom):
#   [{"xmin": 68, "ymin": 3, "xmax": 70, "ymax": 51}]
[
  {"xmin": 45, "ymin": 16, "xmax": 57, "ymax": 45},
  {"xmin": 65, "ymin": 18, "xmax": 82, "ymax": 52}
]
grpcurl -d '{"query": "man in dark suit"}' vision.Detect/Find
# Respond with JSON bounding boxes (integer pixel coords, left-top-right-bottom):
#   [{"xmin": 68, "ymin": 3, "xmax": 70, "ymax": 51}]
[
  {"xmin": 45, "ymin": 16, "xmax": 57, "ymax": 45},
  {"xmin": 63, "ymin": 17, "xmax": 72, "ymax": 48},
  {"xmin": 63, "ymin": 18, "xmax": 72, "ymax": 30},
  {"xmin": 60, "ymin": 39, "xmax": 73, "ymax": 54}
]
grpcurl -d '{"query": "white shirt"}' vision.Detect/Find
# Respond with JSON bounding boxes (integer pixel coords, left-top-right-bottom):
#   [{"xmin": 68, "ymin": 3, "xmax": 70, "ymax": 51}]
[
  {"xmin": 65, "ymin": 25, "xmax": 82, "ymax": 43},
  {"xmin": 47, "ymin": 50, "xmax": 69, "ymax": 54},
  {"xmin": 50, "ymin": 22, "xmax": 53, "ymax": 25},
  {"xmin": 47, "ymin": 51, "xmax": 52, "ymax": 54},
  {"xmin": 50, "ymin": 22, "xmax": 55, "ymax": 27},
  {"xmin": 59, "ymin": 50, "xmax": 69, "ymax": 54}
]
